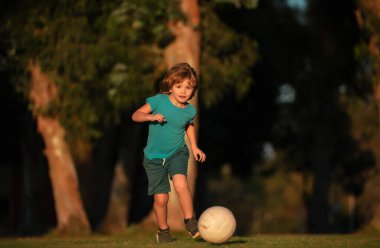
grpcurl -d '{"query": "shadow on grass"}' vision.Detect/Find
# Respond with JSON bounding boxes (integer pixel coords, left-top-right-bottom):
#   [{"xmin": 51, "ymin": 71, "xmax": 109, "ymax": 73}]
[{"xmin": 196, "ymin": 238, "xmax": 247, "ymax": 245}]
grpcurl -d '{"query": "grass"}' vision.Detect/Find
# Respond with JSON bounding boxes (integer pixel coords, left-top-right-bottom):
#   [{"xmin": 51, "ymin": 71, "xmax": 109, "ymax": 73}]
[{"xmin": 0, "ymin": 226, "xmax": 379, "ymax": 248}]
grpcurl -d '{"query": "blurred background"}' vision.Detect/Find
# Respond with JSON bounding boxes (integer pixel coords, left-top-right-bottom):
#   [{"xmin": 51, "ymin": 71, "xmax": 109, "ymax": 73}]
[{"xmin": 1, "ymin": 0, "xmax": 380, "ymax": 237}]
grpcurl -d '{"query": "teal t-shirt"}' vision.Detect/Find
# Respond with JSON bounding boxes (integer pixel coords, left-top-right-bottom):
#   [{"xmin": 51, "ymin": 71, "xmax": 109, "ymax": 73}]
[{"xmin": 143, "ymin": 94, "xmax": 196, "ymax": 159}]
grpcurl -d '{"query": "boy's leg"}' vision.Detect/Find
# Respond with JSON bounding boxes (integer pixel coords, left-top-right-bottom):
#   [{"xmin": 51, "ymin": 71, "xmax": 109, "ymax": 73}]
[
  {"xmin": 172, "ymin": 174, "xmax": 200, "ymax": 238},
  {"xmin": 154, "ymin": 193, "xmax": 175, "ymax": 243},
  {"xmin": 143, "ymin": 157, "xmax": 174, "ymax": 242},
  {"xmin": 172, "ymin": 174, "xmax": 193, "ymax": 219},
  {"xmin": 166, "ymin": 147, "xmax": 199, "ymax": 238},
  {"xmin": 153, "ymin": 193, "xmax": 169, "ymax": 230}
]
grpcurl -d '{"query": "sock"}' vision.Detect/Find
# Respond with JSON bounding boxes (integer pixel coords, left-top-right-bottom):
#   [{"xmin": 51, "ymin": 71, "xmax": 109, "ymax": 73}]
[{"xmin": 159, "ymin": 227, "xmax": 169, "ymax": 233}]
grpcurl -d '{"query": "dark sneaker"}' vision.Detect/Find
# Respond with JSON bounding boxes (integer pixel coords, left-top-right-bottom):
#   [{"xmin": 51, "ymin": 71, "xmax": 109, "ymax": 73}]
[
  {"xmin": 156, "ymin": 229, "xmax": 175, "ymax": 243},
  {"xmin": 185, "ymin": 217, "xmax": 201, "ymax": 239}
]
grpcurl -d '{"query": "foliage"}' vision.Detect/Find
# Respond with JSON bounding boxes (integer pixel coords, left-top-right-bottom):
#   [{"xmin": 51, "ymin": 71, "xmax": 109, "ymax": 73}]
[
  {"xmin": 1, "ymin": 0, "xmax": 180, "ymax": 140},
  {"xmin": 200, "ymin": 2, "xmax": 259, "ymax": 107},
  {"xmin": 353, "ymin": 0, "xmax": 380, "ymax": 227},
  {"xmin": 265, "ymin": 0, "xmax": 374, "ymax": 199},
  {"xmin": 200, "ymin": 0, "xmax": 376, "ymax": 233},
  {"xmin": 1, "ymin": 0, "xmax": 259, "ymax": 141},
  {"xmin": 355, "ymin": 0, "xmax": 380, "ymax": 95}
]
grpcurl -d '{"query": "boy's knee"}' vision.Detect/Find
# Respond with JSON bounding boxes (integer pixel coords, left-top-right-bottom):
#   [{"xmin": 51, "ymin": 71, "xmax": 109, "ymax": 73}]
[
  {"xmin": 173, "ymin": 180, "xmax": 189, "ymax": 194},
  {"xmin": 154, "ymin": 194, "xmax": 169, "ymax": 206}
]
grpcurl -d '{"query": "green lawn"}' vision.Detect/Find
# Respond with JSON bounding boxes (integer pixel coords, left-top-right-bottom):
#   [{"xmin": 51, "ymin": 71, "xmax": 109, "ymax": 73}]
[{"xmin": 0, "ymin": 226, "xmax": 379, "ymax": 248}]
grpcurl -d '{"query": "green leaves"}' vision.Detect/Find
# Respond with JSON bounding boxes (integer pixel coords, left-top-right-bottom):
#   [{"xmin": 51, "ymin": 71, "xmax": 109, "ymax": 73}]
[
  {"xmin": 3, "ymin": 0, "xmax": 172, "ymax": 140},
  {"xmin": 3, "ymin": 0, "xmax": 259, "ymax": 141},
  {"xmin": 200, "ymin": 3, "xmax": 259, "ymax": 107}
]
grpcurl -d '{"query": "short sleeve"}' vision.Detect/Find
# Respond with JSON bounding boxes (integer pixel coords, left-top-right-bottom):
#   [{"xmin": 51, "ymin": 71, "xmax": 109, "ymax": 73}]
[
  {"xmin": 188, "ymin": 105, "xmax": 196, "ymax": 124},
  {"xmin": 146, "ymin": 94, "xmax": 161, "ymax": 111}
]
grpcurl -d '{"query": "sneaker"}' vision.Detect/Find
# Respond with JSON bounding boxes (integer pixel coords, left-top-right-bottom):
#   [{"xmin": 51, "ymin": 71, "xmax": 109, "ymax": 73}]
[
  {"xmin": 156, "ymin": 228, "xmax": 175, "ymax": 243},
  {"xmin": 185, "ymin": 217, "xmax": 201, "ymax": 239}
]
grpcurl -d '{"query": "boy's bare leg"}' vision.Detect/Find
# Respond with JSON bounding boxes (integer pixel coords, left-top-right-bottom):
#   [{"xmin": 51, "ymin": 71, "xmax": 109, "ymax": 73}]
[
  {"xmin": 172, "ymin": 174, "xmax": 193, "ymax": 219},
  {"xmin": 154, "ymin": 193, "xmax": 169, "ymax": 230}
]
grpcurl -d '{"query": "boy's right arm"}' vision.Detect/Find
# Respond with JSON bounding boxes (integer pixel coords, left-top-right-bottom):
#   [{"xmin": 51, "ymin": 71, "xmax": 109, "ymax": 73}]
[{"xmin": 132, "ymin": 103, "xmax": 166, "ymax": 123}]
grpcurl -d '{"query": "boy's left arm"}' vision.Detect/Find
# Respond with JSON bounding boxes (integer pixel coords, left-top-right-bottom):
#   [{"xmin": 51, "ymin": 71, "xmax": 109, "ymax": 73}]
[{"xmin": 185, "ymin": 123, "xmax": 206, "ymax": 163}]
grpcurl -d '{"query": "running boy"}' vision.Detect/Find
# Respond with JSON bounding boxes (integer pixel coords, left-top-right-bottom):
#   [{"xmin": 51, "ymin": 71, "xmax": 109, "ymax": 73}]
[{"xmin": 132, "ymin": 63, "xmax": 206, "ymax": 243}]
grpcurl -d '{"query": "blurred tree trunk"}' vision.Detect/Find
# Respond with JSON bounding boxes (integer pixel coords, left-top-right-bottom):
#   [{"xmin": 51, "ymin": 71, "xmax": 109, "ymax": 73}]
[
  {"xmin": 93, "ymin": 118, "xmax": 144, "ymax": 232},
  {"xmin": 356, "ymin": 0, "xmax": 380, "ymax": 232},
  {"xmin": 96, "ymin": 161, "xmax": 128, "ymax": 234},
  {"xmin": 28, "ymin": 61, "xmax": 90, "ymax": 235},
  {"xmin": 142, "ymin": 0, "xmax": 201, "ymax": 231},
  {"xmin": 308, "ymin": 130, "xmax": 331, "ymax": 233}
]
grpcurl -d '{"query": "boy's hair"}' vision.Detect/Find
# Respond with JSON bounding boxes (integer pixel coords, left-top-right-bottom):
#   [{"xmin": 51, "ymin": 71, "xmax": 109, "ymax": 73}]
[{"xmin": 159, "ymin": 63, "xmax": 198, "ymax": 98}]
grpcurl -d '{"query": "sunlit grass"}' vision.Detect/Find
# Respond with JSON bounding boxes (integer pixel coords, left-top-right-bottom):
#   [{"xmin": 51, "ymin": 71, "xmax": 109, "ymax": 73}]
[{"xmin": 0, "ymin": 225, "xmax": 379, "ymax": 248}]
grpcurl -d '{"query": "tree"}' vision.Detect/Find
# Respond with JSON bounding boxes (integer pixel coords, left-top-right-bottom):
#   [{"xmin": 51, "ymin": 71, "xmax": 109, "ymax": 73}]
[
  {"xmin": 222, "ymin": 0, "xmax": 372, "ymax": 233},
  {"xmin": 1, "ymin": 0, "xmax": 178, "ymax": 234},
  {"xmin": 27, "ymin": 60, "xmax": 91, "ymax": 235},
  {"xmin": 270, "ymin": 0, "xmax": 372, "ymax": 233},
  {"xmin": 1, "ymin": 0, "xmax": 258, "ymax": 234},
  {"xmin": 281, "ymin": 0, "xmax": 373, "ymax": 233}
]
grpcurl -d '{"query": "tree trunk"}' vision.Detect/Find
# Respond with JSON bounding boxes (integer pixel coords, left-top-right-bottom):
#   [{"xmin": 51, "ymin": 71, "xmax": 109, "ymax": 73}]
[
  {"xmin": 28, "ymin": 61, "xmax": 90, "ymax": 235},
  {"xmin": 142, "ymin": 0, "xmax": 201, "ymax": 231},
  {"xmin": 308, "ymin": 131, "xmax": 331, "ymax": 233},
  {"xmin": 96, "ymin": 161, "xmax": 129, "ymax": 234},
  {"xmin": 371, "ymin": 82, "xmax": 380, "ymax": 232}
]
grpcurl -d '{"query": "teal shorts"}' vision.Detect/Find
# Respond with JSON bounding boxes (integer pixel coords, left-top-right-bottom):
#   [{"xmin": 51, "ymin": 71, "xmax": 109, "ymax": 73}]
[{"xmin": 143, "ymin": 146, "xmax": 189, "ymax": 195}]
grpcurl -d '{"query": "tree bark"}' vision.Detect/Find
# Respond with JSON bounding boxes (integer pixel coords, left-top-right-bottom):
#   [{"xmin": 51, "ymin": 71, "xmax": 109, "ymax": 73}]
[
  {"xmin": 96, "ymin": 161, "xmax": 129, "ymax": 234},
  {"xmin": 28, "ymin": 61, "xmax": 90, "ymax": 235},
  {"xmin": 142, "ymin": 0, "xmax": 201, "ymax": 231}
]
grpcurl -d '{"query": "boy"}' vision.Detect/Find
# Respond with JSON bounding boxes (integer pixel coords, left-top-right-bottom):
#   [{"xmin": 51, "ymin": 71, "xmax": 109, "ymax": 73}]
[{"xmin": 132, "ymin": 63, "xmax": 206, "ymax": 243}]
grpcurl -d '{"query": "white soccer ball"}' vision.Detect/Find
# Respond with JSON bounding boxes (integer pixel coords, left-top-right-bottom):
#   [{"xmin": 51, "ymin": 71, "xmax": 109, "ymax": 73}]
[{"xmin": 198, "ymin": 206, "xmax": 236, "ymax": 244}]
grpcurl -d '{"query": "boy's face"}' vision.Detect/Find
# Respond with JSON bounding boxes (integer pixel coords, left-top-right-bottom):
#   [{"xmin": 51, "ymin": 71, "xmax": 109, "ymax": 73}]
[{"xmin": 169, "ymin": 79, "xmax": 195, "ymax": 106}]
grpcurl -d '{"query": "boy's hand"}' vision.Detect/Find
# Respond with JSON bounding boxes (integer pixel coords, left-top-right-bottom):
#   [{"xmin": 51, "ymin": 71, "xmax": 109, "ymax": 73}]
[
  {"xmin": 193, "ymin": 148, "xmax": 206, "ymax": 163},
  {"xmin": 151, "ymin": 114, "xmax": 166, "ymax": 123}
]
